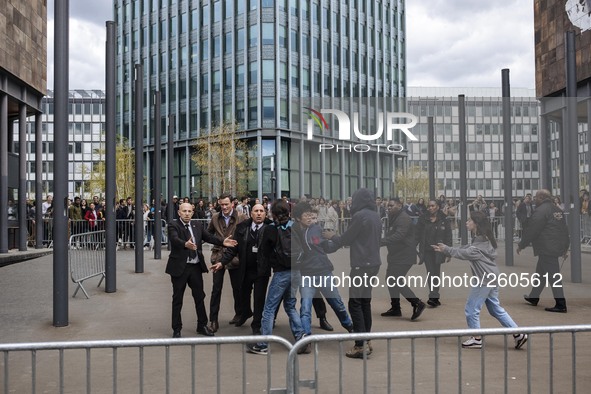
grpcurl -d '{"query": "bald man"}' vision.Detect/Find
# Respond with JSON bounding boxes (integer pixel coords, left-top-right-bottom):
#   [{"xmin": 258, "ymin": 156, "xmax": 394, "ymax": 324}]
[
  {"xmin": 518, "ymin": 189, "xmax": 570, "ymax": 313},
  {"xmin": 166, "ymin": 203, "xmax": 237, "ymax": 338},
  {"xmin": 211, "ymin": 204, "xmax": 272, "ymax": 334}
]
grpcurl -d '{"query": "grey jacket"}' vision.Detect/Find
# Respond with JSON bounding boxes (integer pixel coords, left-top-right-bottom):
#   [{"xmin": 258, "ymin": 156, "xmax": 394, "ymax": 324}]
[{"xmin": 441, "ymin": 235, "xmax": 500, "ymax": 285}]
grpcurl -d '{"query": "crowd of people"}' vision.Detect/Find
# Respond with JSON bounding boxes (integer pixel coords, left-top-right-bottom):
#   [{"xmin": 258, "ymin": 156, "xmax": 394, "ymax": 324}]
[{"xmin": 161, "ymin": 187, "xmax": 575, "ymax": 358}]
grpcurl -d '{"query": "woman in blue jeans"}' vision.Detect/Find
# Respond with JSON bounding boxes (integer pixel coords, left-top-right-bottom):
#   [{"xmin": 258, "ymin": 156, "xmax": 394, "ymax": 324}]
[{"xmin": 432, "ymin": 211, "xmax": 528, "ymax": 350}]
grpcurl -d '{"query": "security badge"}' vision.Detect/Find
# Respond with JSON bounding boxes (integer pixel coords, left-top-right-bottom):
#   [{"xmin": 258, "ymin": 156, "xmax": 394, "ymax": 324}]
[{"xmin": 252, "ymin": 246, "xmax": 258, "ymax": 253}]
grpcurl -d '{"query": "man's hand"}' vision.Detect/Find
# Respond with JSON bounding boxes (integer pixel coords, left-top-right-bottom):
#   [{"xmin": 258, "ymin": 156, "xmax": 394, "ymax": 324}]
[
  {"xmin": 431, "ymin": 243, "xmax": 446, "ymax": 252},
  {"xmin": 322, "ymin": 229, "xmax": 335, "ymax": 240},
  {"xmin": 223, "ymin": 236, "xmax": 237, "ymax": 247},
  {"xmin": 210, "ymin": 262, "xmax": 224, "ymax": 273},
  {"xmin": 185, "ymin": 239, "xmax": 197, "ymax": 250}
]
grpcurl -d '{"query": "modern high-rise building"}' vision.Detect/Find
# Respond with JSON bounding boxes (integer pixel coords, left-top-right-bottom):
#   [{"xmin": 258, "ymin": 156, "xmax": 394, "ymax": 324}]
[
  {"xmin": 21, "ymin": 90, "xmax": 107, "ymax": 199},
  {"xmin": 115, "ymin": 0, "xmax": 407, "ymax": 201},
  {"xmin": 407, "ymin": 87, "xmax": 541, "ymax": 203}
]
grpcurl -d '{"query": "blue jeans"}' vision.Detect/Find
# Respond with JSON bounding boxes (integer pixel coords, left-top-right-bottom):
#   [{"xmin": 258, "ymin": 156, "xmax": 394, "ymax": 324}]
[
  {"xmin": 258, "ymin": 270, "xmax": 304, "ymax": 347},
  {"xmin": 300, "ymin": 273, "xmax": 352, "ymax": 336},
  {"xmin": 465, "ymin": 286, "xmax": 517, "ymax": 329}
]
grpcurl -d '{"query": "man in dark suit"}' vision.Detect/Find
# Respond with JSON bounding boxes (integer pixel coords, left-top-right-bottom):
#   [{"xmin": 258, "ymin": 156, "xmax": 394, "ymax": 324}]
[{"xmin": 166, "ymin": 202, "xmax": 237, "ymax": 338}]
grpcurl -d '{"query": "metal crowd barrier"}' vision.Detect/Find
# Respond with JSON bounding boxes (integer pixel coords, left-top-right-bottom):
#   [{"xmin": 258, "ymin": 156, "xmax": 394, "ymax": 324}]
[
  {"xmin": 68, "ymin": 231, "xmax": 106, "ymax": 298},
  {"xmin": 286, "ymin": 325, "xmax": 591, "ymax": 394},
  {"xmin": 1, "ymin": 326, "xmax": 589, "ymax": 393},
  {"xmin": 0, "ymin": 335, "xmax": 293, "ymax": 394}
]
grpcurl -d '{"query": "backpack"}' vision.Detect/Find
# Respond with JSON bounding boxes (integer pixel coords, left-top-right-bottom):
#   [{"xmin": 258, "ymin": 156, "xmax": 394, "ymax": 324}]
[{"xmin": 273, "ymin": 219, "xmax": 298, "ymax": 269}]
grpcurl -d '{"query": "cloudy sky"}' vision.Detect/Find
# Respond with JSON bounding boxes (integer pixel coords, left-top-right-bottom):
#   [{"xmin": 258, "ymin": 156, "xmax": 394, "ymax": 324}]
[{"xmin": 47, "ymin": 0, "xmax": 536, "ymax": 90}]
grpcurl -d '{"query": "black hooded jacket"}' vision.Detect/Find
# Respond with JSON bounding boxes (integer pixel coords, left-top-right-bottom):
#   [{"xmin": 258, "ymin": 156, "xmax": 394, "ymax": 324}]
[{"xmin": 331, "ymin": 188, "xmax": 382, "ymax": 268}]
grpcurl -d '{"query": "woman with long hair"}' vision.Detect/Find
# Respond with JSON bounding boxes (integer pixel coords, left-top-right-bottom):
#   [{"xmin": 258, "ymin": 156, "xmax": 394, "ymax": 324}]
[{"xmin": 432, "ymin": 211, "xmax": 528, "ymax": 350}]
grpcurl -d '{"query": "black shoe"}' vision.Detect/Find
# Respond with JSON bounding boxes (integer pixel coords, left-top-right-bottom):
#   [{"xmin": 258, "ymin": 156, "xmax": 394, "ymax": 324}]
[
  {"xmin": 381, "ymin": 308, "xmax": 402, "ymax": 317},
  {"xmin": 427, "ymin": 298, "xmax": 441, "ymax": 307},
  {"xmin": 319, "ymin": 317, "xmax": 334, "ymax": 331},
  {"xmin": 172, "ymin": 329, "xmax": 181, "ymax": 338},
  {"xmin": 235, "ymin": 312, "xmax": 253, "ymax": 327},
  {"xmin": 197, "ymin": 325, "xmax": 215, "ymax": 336},
  {"xmin": 229, "ymin": 315, "xmax": 241, "ymax": 324},
  {"xmin": 252, "ymin": 327, "xmax": 261, "ymax": 335},
  {"xmin": 544, "ymin": 306, "xmax": 567, "ymax": 313},
  {"xmin": 523, "ymin": 295, "xmax": 539, "ymax": 306},
  {"xmin": 343, "ymin": 324, "xmax": 354, "ymax": 333},
  {"xmin": 208, "ymin": 320, "xmax": 219, "ymax": 333},
  {"xmin": 411, "ymin": 301, "xmax": 426, "ymax": 321}
]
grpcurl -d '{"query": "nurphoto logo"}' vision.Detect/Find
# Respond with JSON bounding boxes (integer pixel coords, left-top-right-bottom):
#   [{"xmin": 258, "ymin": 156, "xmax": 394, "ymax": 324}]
[{"xmin": 305, "ymin": 107, "xmax": 419, "ymax": 153}]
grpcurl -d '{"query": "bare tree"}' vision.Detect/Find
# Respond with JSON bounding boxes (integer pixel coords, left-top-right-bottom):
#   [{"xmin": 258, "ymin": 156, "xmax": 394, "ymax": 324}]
[
  {"xmin": 395, "ymin": 165, "xmax": 430, "ymax": 200},
  {"xmin": 87, "ymin": 136, "xmax": 135, "ymax": 199},
  {"xmin": 191, "ymin": 121, "xmax": 252, "ymax": 200}
]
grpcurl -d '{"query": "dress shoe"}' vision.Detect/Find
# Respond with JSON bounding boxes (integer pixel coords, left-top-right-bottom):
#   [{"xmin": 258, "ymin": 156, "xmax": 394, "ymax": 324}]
[
  {"xmin": 235, "ymin": 312, "xmax": 253, "ymax": 327},
  {"xmin": 229, "ymin": 315, "xmax": 241, "ymax": 324},
  {"xmin": 411, "ymin": 301, "xmax": 426, "ymax": 321},
  {"xmin": 172, "ymin": 329, "xmax": 181, "ymax": 338},
  {"xmin": 381, "ymin": 308, "xmax": 402, "ymax": 317},
  {"xmin": 208, "ymin": 320, "xmax": 219, "ymax": 333},
  {"xmin": 523, "ymin": 295, "xmax": 539, "ymax": 306},
  {"xmin": 319, "ymin": 317, "xmax": 334, "ymax": 331},
  {"xmin": 427, "ymin": 298, "xmax": 441, "ymax": 307},
  {"xmin": 196, "ymin": 325, "xmax": 215, "ymax": 336},
  {"xmin": 544, "ymin": 306, "xmax": 567, "ymax": 313}
]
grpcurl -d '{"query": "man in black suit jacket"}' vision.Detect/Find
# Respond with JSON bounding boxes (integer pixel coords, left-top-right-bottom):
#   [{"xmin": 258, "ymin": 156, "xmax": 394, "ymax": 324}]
[{"xmin": 166, "ymin": 202, "xmax": 236, "ymax": 338}]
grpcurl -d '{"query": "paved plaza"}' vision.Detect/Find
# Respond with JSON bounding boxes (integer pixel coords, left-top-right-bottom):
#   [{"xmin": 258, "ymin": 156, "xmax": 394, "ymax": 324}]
[{"xmin": 1, "ymin": 244, "xmax": 591, "ymax": 392}]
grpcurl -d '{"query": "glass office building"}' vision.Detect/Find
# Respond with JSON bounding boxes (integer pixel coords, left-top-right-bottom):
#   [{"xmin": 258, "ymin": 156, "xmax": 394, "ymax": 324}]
[{"xmin": 115, "ymin": 0, "xmax": 407, "ymax": 201}]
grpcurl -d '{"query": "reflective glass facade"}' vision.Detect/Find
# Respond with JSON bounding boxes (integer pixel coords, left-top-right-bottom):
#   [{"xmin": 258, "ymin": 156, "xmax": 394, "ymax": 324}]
[{"xmin": 115, "ymin": 0, "xmax": 406, "ymax": 201}]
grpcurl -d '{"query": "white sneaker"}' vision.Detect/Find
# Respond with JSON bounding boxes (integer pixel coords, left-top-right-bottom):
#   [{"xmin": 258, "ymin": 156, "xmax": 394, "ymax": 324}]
[
  {"xmin": 462, "ymin": 336, "xmax": 482, "ymax": 349},
  {"xmin": 514, "ymin": 333, "xmax": 528, "ymax": 349}
]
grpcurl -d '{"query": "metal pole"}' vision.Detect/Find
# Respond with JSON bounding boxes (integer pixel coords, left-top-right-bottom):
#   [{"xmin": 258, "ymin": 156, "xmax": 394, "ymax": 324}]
[
  {"xmin": 565, "ymin": 30, "xmax": 582, "ymax": 283},
  {"xmin": 18, "ymin": 102, "xmax": 27, "ymax": 251},
  {"xmin": 0, "ymin": 83, "xmax": 7, "ymax": 253},
  {"xmin": 501, "ymin": 69, "xmax": 514, "ymax": 266},
  {"xmin": 153, "ymin": 91, "xmax": 162, "ymax": 259},
  {"xmin": 167, "ymin": 115, "xmax": 175, "ymax": 230},
  {"xmin": 538, "ymin": 110, "xmax": 552, "ymax": 190},
  {"xmin": 105, "ymin": 21, "xmax": 117, "ymax": 293},
  {"xmin": 427, "ymin": 116, "xmax": 435, "ymax": 199},
  {"xmin": 458, "ymin": 95, "xmax": 468, "ymax": 244},
  {"xmin": 53, "ymin": 0, "xmax": 69, "ymax": 326},
  {"xmin": 134, "ymin": 64, "xmax": 144, "ymax": 273},
  {"xmin": 35, "ymin": 112, "xmax": 43, "ymax": 248}
]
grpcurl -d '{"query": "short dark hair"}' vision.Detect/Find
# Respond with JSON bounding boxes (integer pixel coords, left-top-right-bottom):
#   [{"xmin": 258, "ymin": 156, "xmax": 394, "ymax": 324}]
[
  {"xmin": 218, "ymin": 193, "xmax": 232, "ymax": 202},
  {"xmin": 292, "ymin": 201, "xmax": 313, "ymax": 219},
  {"xmin": 271, "ymin": 201, "xmax": 291, "ymax": 224}
]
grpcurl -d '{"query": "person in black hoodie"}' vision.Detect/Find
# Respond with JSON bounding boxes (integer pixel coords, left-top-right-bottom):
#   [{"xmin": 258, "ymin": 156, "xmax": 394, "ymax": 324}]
[
  {"xmin": 416, "ymin": 199, "xmax": 453, "ymax": 307},
  {"xmin": 380, "ymin": 198, "xmax": 426, "ymax": 321},
  {"xmin": 323, "ymin": 188, "xmax": 382, "ymax": 359}
]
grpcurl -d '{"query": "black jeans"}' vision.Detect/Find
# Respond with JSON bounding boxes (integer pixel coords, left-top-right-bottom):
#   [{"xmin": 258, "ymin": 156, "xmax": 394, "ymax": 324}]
[
  {"xmin": 348, "ymin": 265, "xmax": 380, "ymax": 347},
  {"xmin": 423, "ymin": 250, "xmax": 441, "ymax": 299}
]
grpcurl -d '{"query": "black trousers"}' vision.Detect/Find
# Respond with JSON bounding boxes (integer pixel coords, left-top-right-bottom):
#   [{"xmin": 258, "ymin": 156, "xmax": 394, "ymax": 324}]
[
  {"xmin": 423, "ymin": 250, "xmax": 441, "ymax": 299},
  {"xmin": 240, "ymin": 269, "xmax": 270, "ymax": 331},
  {"xmin": 385, "ymin": 262, "xmax": 419, "ymax": 308},
  {"xmin": 209, "ymin": 267, "xmax": 242, "ymax": 322},
  {"xmin": 348, "ymin": 265, "xmax": 380, "ymax": 347},
  {"xmin": 528, "ymin": 254, "xmax": 566, "ymax": 306},
  {"xmin": 170, "ymin": 263, "xmax": 207, "ymax": 331}
]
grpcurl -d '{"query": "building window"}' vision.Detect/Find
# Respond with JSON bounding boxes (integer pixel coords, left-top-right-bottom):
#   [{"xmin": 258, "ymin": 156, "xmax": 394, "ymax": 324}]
[
  {"xmin": 236, "ymin": 100, "xmax": 245, "ymax": 122},
  {"xmin": 213, "ymin": 36, "xmax": 221, "ymax": 57},
  {"xmin": 249, "ymin": 98, "xmax": 258, "ymax": 121},
  {"xmin": 236, "ymin": 64, "xmax": 245, "ymax": 86},
  {"xmin": 290, "ymin": 0, "xmax": 298, "ymax": 16},
  {"xmin": 212, "ymin": 70, "xmax": 221, "ymax": 91},
  {"xmin": 262, "ymin": 23, "xmax": 274, "ymax": 45},
  {"xmin": 262, "ymin": 0, "xmax": 274, "ymax": 7},
  {"xmin": 237, "ymin": 0, "xmax": 245, "ymax": 14},
  {"xmin": 280, "ymin": 62, "xmax": 287, "ymax": 84},
  {"xmin": 249, "ymin": 24, "xmax": 258, "ymax": 47},
  {"xmin": 225, "ymin": 67, "xmax": 233, "ymax": 89},
  {"xmin": 263, "ymin": 98, "xmax": 275, "ymax": 119},
  {"xmin": 201, "ymin": 39, "xmax": 209, "ymax": 60},
  {"xmin": 279, "ymin": 25, "xmax": 287, "ymax": 48},
  {"xmin": 250, "ymin": 0, "xmax": 258, "ymax": 11},
  {"xmin": 225, "ymin": 0, "xmax": 233, "ymax": 18},
  {"xmin": 225, "ymin": 32, "xmax": 232, "ymax": 54},
  {"xmin": 291, "ymin": 65, "xmax": 299, "ymax": 86},
  {"xmin": 201, "ymin": 73, "xmax": 209, "ymax": 94},
  {"xmin": 249, "ymin": 61, "xmax": 258, "ymax": 84},
  {"xmin": 236, "ymin": 28, "xmax": 245, "ymax": 50},
  {"xmin": 262, "ymin": 60, "xmax": 275, "ymax": 82},
  {"xmin": 213, "ymin": 1, "xmax": 221, "ymax": 22},
  {"xmin": 202, "ymin": 5, "xmax": 210, "ymax": 26}
]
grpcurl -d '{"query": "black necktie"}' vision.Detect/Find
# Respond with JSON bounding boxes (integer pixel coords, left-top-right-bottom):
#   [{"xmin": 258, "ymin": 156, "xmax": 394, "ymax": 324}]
[
  {"xmin": 252, "ymin": 224, "xmax": 260, "ymax": 240},
  {"xmin": 185, "ymin": 224, "xmax": 197, "ymax": 259}
]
